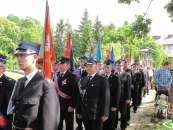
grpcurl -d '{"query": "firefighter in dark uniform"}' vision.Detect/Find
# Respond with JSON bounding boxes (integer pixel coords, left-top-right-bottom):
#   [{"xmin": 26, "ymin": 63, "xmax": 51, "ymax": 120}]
[
  {"xmin": 0, "ymin": 54, "xmax": 15, "ymax": 130},
  {"xmin": 131, "ymin": 63, "xmax": 139, "ymax": 113},
  {"xmin": 139, "ymin": 65, "xmax": 146, "ymax": 101},
  {"xmin": 73, "ymin": 56, "xmax": 88, "ymax": 130},
  {"xmin": 115, "ymin": 61, "xmax": 131, "ymax": 130},
  {"xmin": 132, "ymin": 64, "xmax": 145, "ymax": 113},
  {"xmin": 7, "ymin": 41, "xmax": 60, "ymax": 130},
  {"xmin": 77, "ymin": 58, "xmax": 110, "ymax": 130},
  {"xmin": 57, "ymin": 56, "xmax": 78, "ymax": 130},
  {"xmin": 73, "ymin": 56, "xmax": 88, "ymax": 79},
  {"xmin": 103, "ymin": 60, "xmax": 121, "ymax": 130},
  {"xmin": 124, "ymin": 63, "xmax": 132, "ymax": 125}
]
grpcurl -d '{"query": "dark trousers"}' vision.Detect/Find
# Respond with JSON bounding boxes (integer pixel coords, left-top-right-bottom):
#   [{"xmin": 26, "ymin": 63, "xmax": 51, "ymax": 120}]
[
  {"xmin": 127, "ymin": 104, "xmax": 131, "ymax": 122},
  {"xmin": 138, "ymin": 86, "xmax": 143, "ymax": 106},
  {"xmin": 83, "ymin": 120, "xmax": 103, "ymax": 130},
  {"xmin": 76, "ymin": 117, "xmax": 83, "ymax": 130},
  {"xmin": 115, "ymin": 102, "xmax": 128, "ymax": 129},
  {"xmin": 58, "ymin": 109, "xmax": 74, "ymax": 130},
  {"xmin": 103, "ymin": 111, "xmax": 117, "ymax": 130},
  {"xmin": 132, "ymin": 86, "xmax": 140, "ymax": 112}
]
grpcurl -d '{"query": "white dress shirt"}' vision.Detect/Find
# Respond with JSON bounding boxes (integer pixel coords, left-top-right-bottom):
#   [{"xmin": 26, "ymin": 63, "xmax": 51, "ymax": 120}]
[{"xmin": 25, "ymin": 69, "xmax": 38, "ymax": 87}]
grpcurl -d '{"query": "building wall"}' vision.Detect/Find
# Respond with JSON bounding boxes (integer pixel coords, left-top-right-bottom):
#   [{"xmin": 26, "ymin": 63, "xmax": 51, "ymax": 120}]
[
  {"xmin": 163, "ymin": 44, "xmax": 173, "ymax": 57},
  {"xmin": 153, "ymin": 35, "xmax": 173, "ymax": 58}
]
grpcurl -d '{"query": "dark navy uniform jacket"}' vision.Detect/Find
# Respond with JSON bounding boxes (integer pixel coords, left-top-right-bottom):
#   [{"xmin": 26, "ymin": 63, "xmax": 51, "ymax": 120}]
[
  {"xmin": 78, "ymin": 73, "xmax": 110, "ymax": 120},
  {"xmin": 119, "ymin": 72, "xmax": 131, "ymax": 102},
  {"xmin": 106, "ymin": 73, "xmax": 121, "ymax": 109},
  {"xmin": 0, "ymin": 74, "xmax": 15, "ymax": 116},
  {"xmin": 58, "ymin": 70, "xmax": 78, "ymax": 109},
  {"xmin": 11, "ymin": 72, "xmax": 60, "ymax": 130}
]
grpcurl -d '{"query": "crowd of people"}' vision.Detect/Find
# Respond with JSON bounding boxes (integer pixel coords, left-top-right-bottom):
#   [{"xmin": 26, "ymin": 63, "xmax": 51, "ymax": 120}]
[{"xmin": 0, "ymin": 41, "xmax": 172, "ymax": 130}]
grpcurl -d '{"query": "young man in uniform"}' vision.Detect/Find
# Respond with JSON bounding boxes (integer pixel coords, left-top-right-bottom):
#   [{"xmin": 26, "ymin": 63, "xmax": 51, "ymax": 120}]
[
  {"xmin": 115, "ymin": 61, "xmax": 131, "ymax": 130},
  {"xmin": 8, "ymin": 41, "xmax": 60, "ymax": 130},
  {"xmin": 103, "ymin": 60, "xmax": 121, "ymax": 130}
]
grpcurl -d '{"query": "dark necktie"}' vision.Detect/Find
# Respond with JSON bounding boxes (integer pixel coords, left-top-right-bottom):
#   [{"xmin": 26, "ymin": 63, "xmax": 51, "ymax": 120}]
[
  {"xmin": 88, "ymin": 76, "xmax": 92, "ymax": 81},
  {"xmin": 60, "ymin": 73, "xmax": 64, "ymax": 78},
  {"xmin": 19, "ymin": 77, "xmax": 27, "ymax": 93}
]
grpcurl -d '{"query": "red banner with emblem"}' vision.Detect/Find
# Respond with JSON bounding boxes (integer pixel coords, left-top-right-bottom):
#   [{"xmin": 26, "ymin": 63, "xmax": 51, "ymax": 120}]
[{"xmin": 38, "ymin": 0, "xmax": 56, "ymax": 79}]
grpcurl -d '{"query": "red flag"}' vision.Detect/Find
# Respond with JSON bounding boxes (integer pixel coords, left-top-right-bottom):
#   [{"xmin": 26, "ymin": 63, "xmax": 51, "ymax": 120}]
[
  {"xmin": 106, "ymin": 49, "xmax": 111, "ymax": 60},
  {"xmin": 64, "ymin": 34, "xmax": 72, "ymax": 58},
  {"xmin": 127, "ymin": 51, "xmax": 134, "ymax": 65},
  {"xmin": 38, "ymin": 0, "xmax": 56, "ymax": 79}
]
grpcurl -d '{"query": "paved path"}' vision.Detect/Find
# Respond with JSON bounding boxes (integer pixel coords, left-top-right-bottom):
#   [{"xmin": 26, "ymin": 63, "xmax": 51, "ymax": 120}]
[
  {"xmin": 127, "ymin": 90, "xmax": 156, "ymax": 130},
  {"xmin": 127, "ymin": 90, "xmax": 172, "ymax": 130}
]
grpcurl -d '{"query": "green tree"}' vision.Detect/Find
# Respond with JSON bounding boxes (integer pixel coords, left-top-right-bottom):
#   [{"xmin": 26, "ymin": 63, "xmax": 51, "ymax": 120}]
[
  {"xmin": 131, "ymin": 15, "xmax": 152, "ymax": 38},
  {"xmin": 56, "ymin": 19, "xmax": 65, "ymax": 45},
  {"xmin": 165, "ymin": 1, "xmax": 173, "ymax": 21},
  {"xmin": 130, "ymin": 15, "xmax": 152, "ymax": 60},
  {"xmin": 78, "ymin": 9, "xmax": 93, "ymax": 55},
  {"xmin": 102, "ymin": 19, "xmax": 166, "ymax": 67},
  {"xmin": 103, "ymin": 24, "xmax": 117, "ymax": 44},
  {"xmin": 141, "ymin": 37, "xmax": 167, "ymax": 68},
  {"xmin": 1, "ymin": 16, "xmax": 43, "ymax": 69},
  {"xmin": 115, "ymin": 22, "xmax": 133, "ymax": 44},
  {"xmin": 0, "ymin": 17, "xmax": 21, "ymax": 68},
  {"xmin": 93, "ymin": 16, "xmax": 104, "ymax": 42},
  {"xmin": 7, "ymin": 14, "xmax": 21, "ymax": 26},
  {"xmin": 7, "ymin": 15, "xmax": 43, "ymax": 43},
  {"xmin": 0, "ymin": 17, "xmax": 20, "ymax": 42},
  {"xmin": 55, "ymin": 19, "xmax": 67, "ymax": 58},
  {"xmin": 19, "ymin": 17, "xmax": 42, "ymax": 43}
]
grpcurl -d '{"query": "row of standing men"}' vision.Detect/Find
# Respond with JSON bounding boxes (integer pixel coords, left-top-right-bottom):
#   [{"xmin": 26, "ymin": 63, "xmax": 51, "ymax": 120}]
[
  {"xmin": 0, "ymin": 41, "xmax": 147, "ymax": 130},
  {"xmin": 54, "ymin": 55, "xmax": 147, "ymax": 130}
]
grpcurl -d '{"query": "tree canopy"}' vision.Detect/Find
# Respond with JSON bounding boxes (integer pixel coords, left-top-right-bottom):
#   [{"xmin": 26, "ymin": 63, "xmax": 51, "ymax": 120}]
[
  {"xmin": 0, "ymin": 15, "xmax": 43, "ymax": 69},
  {"xmin": 0, "ymin": 11, "xmax": 168, "ymax": 68}
]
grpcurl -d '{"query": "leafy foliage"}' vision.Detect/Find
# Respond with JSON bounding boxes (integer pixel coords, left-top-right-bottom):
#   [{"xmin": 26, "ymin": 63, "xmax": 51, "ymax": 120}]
[
  {"xmin": 132, "ymin": 15, "xmax": 152, "ymax": 38},
  {"xmin": 19, "ymin": 17, "xmax": 42, "ymax": 42},
  {"xmin": 0, "ymin": 17, "xmax": 21, "ymax": 68},
  {"xmin": 165, "ymin": 0, "xmax": 173, "ymax": 21},
  {"xmin": 0, "ymin": 11, "xmax": 168, "ymax": 69},
  {"xmin": 93, "ymin": 16, "xmax": 104, "ymax": 42},
  {"xmin": 0, "ymin": 16, "xmax": 43, "ymax": 69},
  {"xmin": 55, "ymin": 19, "xmax": 73, "ymax": 58},
  {"xmin": 77, "ymin": 9, "xmax": 93, "ymax": 55}
]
